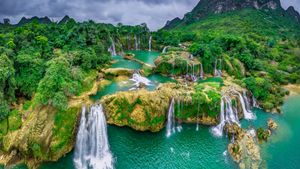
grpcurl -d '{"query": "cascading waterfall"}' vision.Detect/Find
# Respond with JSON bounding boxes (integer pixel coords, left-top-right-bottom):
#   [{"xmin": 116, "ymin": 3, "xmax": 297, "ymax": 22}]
[
  {"xmin": 211, "ymin": 89, "xmax": 256, "ymax": 137},
  {"xmin": 162, "ymin": 46, "xmax": 168, "ymax": 53},
  {"xmin": 214, "ymin": 59, "xmax": 222, "ymax": 77},
  {"xmin": 166, "ymin": 98, "xmax": 176, "ymax": 137},
  {"xmin": 134, "ymin": 35, "xmax": 138, "ymax": 50},
  {"xmin": 196, "ymin": 101, "xmax": 200, "ymax": 131},
  {"xmin": 148, "ymin": 36, "xmax": 152, "ymax": 51},
  {"xmin": 199, "ymin": 63, "xmax": 204, "ymax": 79},
  {"xmin": 108, "ymin": 38, "xmax": 117, "ymax": 56},
  {"xmin": 191, "ymin": 63, "xmax": 197, "ymax": 82},
  {"xmin": 138, "ymin": 36, "xmax": 141, "ymax": 50},
  {"xmin": 251, "ymin": 93, "xmax": 260, "ymax": 108},
  {"xmin": 129, "ymin": 71, "xmax": 152, "ymax": 90},
  {"xmin": 73, "ymin": 105, "xmax": 114, "ymax": 169},
  {"xmin": 211, "ymin": 95, "xmax": 240, "ymax": 137},
  {"xmin": 242, "ymin": 91, "xmax": 251, "ymax": 111},
  {"xmin": 233, "ymin": 90, "xmax": 256, "ymax": 120}
]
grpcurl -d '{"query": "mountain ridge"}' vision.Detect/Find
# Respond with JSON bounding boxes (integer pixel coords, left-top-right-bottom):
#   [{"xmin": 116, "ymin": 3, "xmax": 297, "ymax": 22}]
[{"xmin": 163, "ymin": 0, "xmax": 300, "ymax": 29}]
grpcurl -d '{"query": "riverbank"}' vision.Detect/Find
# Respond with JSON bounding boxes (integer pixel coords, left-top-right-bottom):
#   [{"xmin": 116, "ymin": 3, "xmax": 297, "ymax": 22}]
[{"xmin": 284, "ymin": 84, "xmax": 300, "ymax": 96}]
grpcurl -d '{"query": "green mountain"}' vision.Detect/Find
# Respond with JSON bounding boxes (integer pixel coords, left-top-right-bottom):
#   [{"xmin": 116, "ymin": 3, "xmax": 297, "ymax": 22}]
[
  {"xmin": 163, "ymin": 0, "xmax": 300, "ymax": 29},
  {"xmin": 17, "ymin": 16, "xmax": 52, "ymax": 26},
  {"xmin": 154, "ymin": 0, "xmax": 300, "ymax": 112}
]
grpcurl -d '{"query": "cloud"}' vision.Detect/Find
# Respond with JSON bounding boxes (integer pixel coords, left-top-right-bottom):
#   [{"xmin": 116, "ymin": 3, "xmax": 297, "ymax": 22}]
[{"xmin": 0, "ymin": 0, "xmax": 299, "ymax": 30}]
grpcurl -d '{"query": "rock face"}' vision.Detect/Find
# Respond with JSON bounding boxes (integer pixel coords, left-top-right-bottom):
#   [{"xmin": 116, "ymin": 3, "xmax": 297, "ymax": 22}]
[
  {"xmin": 163, "ymin": 0, "xmax": 299, "ymax": 29},
  {"xmin": 226, "ymin": 124, "xmax": 262, "ymax": 169},
  {"xmin": 101, "ymin": 83, "xmax": 220, "ymax": 132},
  {"xmin": 101, "ymin": 89, "xmax": 169, "ymax": 132},
  {"xmin": 1, "ymin": 106, "xmax": 81, "ymax": 168},
  {"xmin": 154, "ymin": 50, "xmax": 201, "ymax": 77}
]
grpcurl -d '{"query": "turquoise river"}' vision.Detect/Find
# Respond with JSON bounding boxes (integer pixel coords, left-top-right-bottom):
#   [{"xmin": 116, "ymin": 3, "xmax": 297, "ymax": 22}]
[{"xmin": 2, "ymin": 51, "xmax": 300, "ymax": 169}]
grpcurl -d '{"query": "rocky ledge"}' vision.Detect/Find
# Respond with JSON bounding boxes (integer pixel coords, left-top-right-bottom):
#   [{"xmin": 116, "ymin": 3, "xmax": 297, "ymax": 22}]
[{"xmin": 225, "ymin": 124, "xmax": 262, "ymax": 169}]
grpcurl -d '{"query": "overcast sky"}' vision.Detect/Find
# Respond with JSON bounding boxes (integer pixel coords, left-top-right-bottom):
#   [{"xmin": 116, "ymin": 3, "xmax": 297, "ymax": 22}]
[{"xmin": 0, "ymin": 0, "xmax": 299, "ymax": 30}]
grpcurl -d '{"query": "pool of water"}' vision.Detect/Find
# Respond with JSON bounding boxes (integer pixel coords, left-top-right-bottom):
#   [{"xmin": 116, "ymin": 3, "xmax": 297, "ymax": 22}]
[
  {"xmin": 39, "ymin": 95, "xmax": 300, "ymax": 169},
  {"xmin": 90, "ymin": 74, "xmax": 175, "ymax": 100},
  {"xmin": 40, "ymin": 124, "xmax": 235, "ymax": 169},
  {"xmin": 127, "ymin": 50, "xmax": 160, "ymax": 66},
  {"xmin": 111, "ymin": 55, "xmax": 142, "ymax": 70},
  {"xmin": 6, "ymin": 50, "xmax": 300, "ymax": 169}
]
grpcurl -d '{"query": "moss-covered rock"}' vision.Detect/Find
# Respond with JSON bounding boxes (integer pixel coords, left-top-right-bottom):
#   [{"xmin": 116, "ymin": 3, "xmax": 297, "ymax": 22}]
[
  {"xmin": 154, "ymin": 50, "xmax": 201, "ymax": 76},
  {"xmin": 103, "ymin": 68, "xmax": 134, "ymax": 79},
  {"xmin": 226, "ymin": 124, "xmax": 262, "ymax": 169},
  {"xmin": 1, "ymin": 105, "xmax": 81, "ymax": 168},
  {"xmin": 101, "ymin": 82, "xmax": 222, "ymax": 131}
]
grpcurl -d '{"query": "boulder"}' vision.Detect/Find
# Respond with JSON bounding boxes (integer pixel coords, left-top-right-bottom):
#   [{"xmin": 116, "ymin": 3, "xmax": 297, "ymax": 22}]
[{"xmin": 267, "ymin": 119, "xmax": 278, "ymax": 130}]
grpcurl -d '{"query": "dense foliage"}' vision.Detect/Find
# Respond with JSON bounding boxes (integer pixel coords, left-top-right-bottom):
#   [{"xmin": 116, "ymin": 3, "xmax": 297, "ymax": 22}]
[
  {"xmin": 0, "ymin": 19, "xmax": 150, "ymax": 126},
  {"xmin": 155, "ymin": 9, "xmax": 300, "ymax": 110}
]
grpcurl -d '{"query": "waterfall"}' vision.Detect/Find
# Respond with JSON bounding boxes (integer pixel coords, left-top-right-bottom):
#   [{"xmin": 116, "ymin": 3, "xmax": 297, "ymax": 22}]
[
  {"xmin": 214, "ymin": 59, "xmax": 222, "ymax": 77},
  {"xmin": 108, "ymin": 38, "xmax": 117, "ymax": 56},
  {"xmin": 126, "ymin": 35, "xmax": 130, "ymax": 49},
  {"xmin": 251, "ymin": 93, "xmax": 260, "ymax": 108},
  {"xmin": 199, "ymin": 63, "xmax": 204, "ymax": 79},
  {"xmin": 191, "ymin": 63, "xmax": 197, "ymax": 82},
  {"xmin": 129, "ymin": 71, "xmax": 152, "ymax": 90},
  {"xmin": 138, "ymin": 36, "xmax": 141, "ymax": 50},
  {"xmin": 233, "ymin": 90, "xmax": 256, "ymax": 120},
  {"xmin": 211, "ymin": 95, "xmax": 240, "ymax": 137},
  {"xmin": 134, "ymin": 35, "xmax": 138, "ymax": 50},
  {"xmin": 166, "ymin": 98, "xmax": 176, "ymax": 137},
  {"xmin": 162, "ymin": 46, "xmax": 168, "ymax": 53},
  {"xmin": 148, "ymin": 36, "xmax": 152, "ymax": 51},
  {"xmin": 196, "ymin": 101, "xmax": 200, "ymax": 131},
  {"xmin": 242, "ymin": 91, "xmax": 251, "ymax": 111},
  {"xmin": 74, "ymin": 105, "xmax": 114, "ymax": 169}
]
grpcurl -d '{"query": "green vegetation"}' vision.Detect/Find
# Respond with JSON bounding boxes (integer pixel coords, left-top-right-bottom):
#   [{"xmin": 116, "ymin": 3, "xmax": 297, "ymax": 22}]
[
  {"xmin": 156, "ymin": 9, "xmax": 300, "ymax": 111},
  {"xmin": 50, "ymin": 107, "xmax": 80, "ymax": 157},
  {"xmin": 176, "ymin": 82, "xmax": 221, "ymax": 119},
  {"xmin": 0, "ymin": 19, "xmax": 153, "ymax": 164},
  {"xmin": 0, "ymin": 109, "xmax": 21, "ymax": 143},
  {"xmin": 113, "ymin": 97, "xmax": 165, "ymax": 128},
  {"xmin": 257, "ymin": 127, "xmax": 271, "ymax": 142}
]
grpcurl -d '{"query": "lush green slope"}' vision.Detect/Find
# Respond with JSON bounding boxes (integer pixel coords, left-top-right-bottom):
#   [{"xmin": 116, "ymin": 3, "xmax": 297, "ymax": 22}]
[
  {"xmin": 175, "ymin": 9, "xmax": 300, "ymax": 39},
  {"xmin": 155, "ymin": 9, "xmax": 300, "ymax": 111}
]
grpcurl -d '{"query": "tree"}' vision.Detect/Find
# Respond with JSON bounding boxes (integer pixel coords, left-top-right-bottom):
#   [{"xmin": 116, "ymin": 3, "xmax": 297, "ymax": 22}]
[
  {"xmin": 35, "ymin": 56, "xmax": 80, "ymax": 110},
  {"xmin": 0, "ymin": 54, "xmax": 16, "ymax": 131}
]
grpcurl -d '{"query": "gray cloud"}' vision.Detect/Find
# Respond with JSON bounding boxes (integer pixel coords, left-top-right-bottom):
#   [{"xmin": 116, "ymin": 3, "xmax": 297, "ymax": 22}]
[{"xmin": 0, "ymin": 0, "xmax": 299, "ymax": 30}]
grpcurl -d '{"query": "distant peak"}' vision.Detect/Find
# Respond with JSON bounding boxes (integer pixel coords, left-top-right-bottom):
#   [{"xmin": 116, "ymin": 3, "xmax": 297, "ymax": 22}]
[
  {"xmin": 17, "ymin": 16, "xmax": 52, "ymax": 26},
  {"xmin": 58, "ymin": 15, "xmax": 75, "ymax": 24},
  {"xmin": 162, "ymin": 0, "xmax": 300, "ymax": 29}
]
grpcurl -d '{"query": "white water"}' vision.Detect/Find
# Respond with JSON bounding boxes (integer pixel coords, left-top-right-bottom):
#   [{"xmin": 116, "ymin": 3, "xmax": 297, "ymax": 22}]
[
  {"xmin": 108, "ymin": 38, "xmax": 117, "ymax": 56},
  {"xmin": 211, "ymin": 95, "xmax": 241, "ymax": 137},
  {"xmin": 129, "ymin": 72, "xmax": 152, "ymax": 90},
  {"xmin": 251, "ymin": 93, "xmax": 260, "ymax": 108},
  {"xmin": 196, "ymin": 102, "xmax": 200, "ymax": 131},
  {"xmin": 74, "ymin": 105, "xmax": 114, "ymax": 169},
  {"xmin": 166, "ymin": 98, "xmax": 176, "ymax": 137},
  {"xmin": 214, "ymin": 59, "xmax": 222, "ymax": 77},
  {"xmin": 162, "ymin": 46, "xmax": 168, "ymax": 53},
  {"xmin": 148, "ymin": 36, "xmax": 152, "ymax": 51},
  {"xmin": 134, "ymin": 35, "xmax": 138, "ymax": 50},
  {"xmin": 234, "ymin": 90, "xmax": 256, "ymax": 120},
  {"xmin": 199, "ymin": 63, "xmax": 204, "ymax": 79},
  {"xmin": 211, "ymin": 89, "xmax": 256, "ymax": 137}
]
